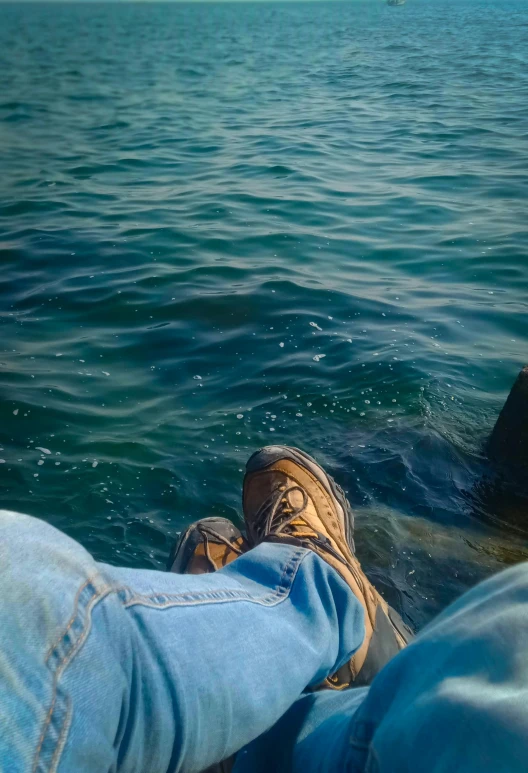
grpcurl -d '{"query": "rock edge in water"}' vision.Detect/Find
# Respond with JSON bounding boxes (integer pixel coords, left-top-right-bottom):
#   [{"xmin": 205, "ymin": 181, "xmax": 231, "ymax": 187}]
[{"xmin": 488, "ymin": 366, "xmax": 528, "ymax": 470}]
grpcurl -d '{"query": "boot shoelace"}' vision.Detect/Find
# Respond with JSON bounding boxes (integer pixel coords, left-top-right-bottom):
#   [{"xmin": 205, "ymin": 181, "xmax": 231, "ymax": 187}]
[
  {"xmin": 253, "ymin": 484, "xmax": 348, "ymax": 567},
  {"xmin": 197, "ymin": 524, "xmax": 245, "ymax": 571}
]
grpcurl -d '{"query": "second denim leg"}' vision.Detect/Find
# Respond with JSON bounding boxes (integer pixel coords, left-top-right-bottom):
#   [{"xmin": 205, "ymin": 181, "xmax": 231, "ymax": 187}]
[
  {"xmin": 236, "ymin": 561, "xmax": 528, "ymax": 773},
  {"xmin": 234, "ymin": 689, "xmax": 368, "ymax": 773}
]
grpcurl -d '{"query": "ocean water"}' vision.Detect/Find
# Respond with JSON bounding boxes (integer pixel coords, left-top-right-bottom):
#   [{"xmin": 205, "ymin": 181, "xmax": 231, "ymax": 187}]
[{"xmin": 1, "ymin": 0, "xmax": 527, "ymax": 630}]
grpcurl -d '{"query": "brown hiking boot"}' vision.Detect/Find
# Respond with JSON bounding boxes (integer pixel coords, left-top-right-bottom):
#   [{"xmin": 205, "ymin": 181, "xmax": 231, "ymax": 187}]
[
  {"xmin": 167, "ymin": 517, "xmax": 248, "ymax": 575},
  {"xmin": 243, "ymin": 445, "xmax": 412, "ymax": 688}
]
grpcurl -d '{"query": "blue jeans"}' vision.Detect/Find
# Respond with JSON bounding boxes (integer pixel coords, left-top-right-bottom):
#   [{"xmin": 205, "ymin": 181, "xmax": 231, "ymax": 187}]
[{"xmin": 1, "ymin": 509, "xmax": 527, "ymax": 773}]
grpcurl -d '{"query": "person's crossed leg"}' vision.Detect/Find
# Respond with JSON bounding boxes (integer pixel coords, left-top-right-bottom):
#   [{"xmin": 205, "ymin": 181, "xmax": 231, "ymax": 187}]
[{"xmin": 1, "ymin": 445, "xmax": 528, "ymax": 773}]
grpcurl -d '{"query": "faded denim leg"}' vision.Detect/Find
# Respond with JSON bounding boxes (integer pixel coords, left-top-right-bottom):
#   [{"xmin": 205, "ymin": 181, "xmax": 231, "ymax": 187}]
[{"xmin": 0, "ymin": 510, "xmax": 365, "ymax": 773}]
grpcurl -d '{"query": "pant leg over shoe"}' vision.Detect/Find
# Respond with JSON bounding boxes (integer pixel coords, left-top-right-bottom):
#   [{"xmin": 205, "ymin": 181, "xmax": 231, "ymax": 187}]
[{"xmin": 0, "ymin": 510, "xmax": 365, "ymax": 773}]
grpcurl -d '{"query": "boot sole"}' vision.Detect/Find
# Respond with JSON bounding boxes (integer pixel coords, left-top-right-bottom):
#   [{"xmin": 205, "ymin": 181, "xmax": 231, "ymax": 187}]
[{"xmin": 245, "ymin": 445, "xmax": 355, "ymax": 550}]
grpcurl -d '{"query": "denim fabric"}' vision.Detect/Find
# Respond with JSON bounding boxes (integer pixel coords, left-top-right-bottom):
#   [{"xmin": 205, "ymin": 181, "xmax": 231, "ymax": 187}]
[
  {"xmin": 235, "ymin": 562, "xmax": 528, "ymax": 773},
  {"xmin": 0, "ymin": 510, "xmax": 364, "ymax": 773},
  {"xmin": 345, "ymin": 560, "xmax": 528, "ymax": 773},
  {"xmin": 233, "ymin": 688, "xmax": 369, "ymax": 773},
  {"xmin": 2, "ymin": 508, "xmax": 528, "ymax": 773}
]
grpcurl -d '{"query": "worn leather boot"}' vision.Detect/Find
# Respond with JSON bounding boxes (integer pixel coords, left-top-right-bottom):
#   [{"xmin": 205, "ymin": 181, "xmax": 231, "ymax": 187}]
[
  {"xmin": 243, "ymin": 445, "xmax": 413, "ymax": 688},
  {"xmin": 168, "ymin": 517, "xmax": 247, "ymax": 574}
]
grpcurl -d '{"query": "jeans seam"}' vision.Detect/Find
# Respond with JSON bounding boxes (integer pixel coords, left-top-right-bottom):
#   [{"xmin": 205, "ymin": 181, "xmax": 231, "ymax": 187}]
[
  {"xmin": 49, "ymin": 695, "xmax": 72, "ymax": 773},
  {"xmin": 44, "ymin": 576, "xmax": 96, "ymax": 661},
  {"xmin": 347, "ymin": 719, "xmax": 377, "ymax": 773},
  {"xmin": 122, "ymin": 547, "xmax": 308, "ymax": 610},
  {"xmin": 32, "ymin": 578, "xmax": 112, "ymax": 773},
  {"xmin": 365, "ymin": 746, "xmax": 380, "ymax": 773}
]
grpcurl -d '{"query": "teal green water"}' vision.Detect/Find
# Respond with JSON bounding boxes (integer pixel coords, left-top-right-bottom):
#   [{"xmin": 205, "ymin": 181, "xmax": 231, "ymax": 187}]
[{"xmin": 1, "ymin": 0, "xmax": 527, "ymax": 629}]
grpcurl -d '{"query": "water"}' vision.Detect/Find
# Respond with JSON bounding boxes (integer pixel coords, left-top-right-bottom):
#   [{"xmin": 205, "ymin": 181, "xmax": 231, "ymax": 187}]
[{"xmin": 1, "ymin": 0, "xmax": 527, "ymax": 630}]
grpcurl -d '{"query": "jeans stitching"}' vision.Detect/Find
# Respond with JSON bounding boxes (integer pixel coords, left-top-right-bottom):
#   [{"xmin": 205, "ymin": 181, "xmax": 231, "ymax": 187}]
[
  {"xmin": 32, "ymin": 581, "xmax": 112, "ymax": 773},
  {"xmin": 347, "ymin": 719, "xmax": 376, "ymax": 773},
  {"xmin": 349, "ymin": 719, "xmax": 375, "ymax": 748},
  {"xmin": 49, "ymin": 695, "xmax": 72, "ymax": 773},
  {"xmin": 44, "ymin": 576, "xmax": 95, "ymax": 662},
  {"xmin": 365, "ymin": 746, "xmax": 380, "ymax": 773},
  {"xmin": 122, "ymin": 547, "xmax": 307, "ymax": 610}
]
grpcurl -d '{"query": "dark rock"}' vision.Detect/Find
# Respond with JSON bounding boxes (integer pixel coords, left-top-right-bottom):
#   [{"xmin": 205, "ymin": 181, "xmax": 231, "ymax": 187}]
[{"xmin": 488, "ymin": 366, "xmax": 528, "ymax": 470}]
